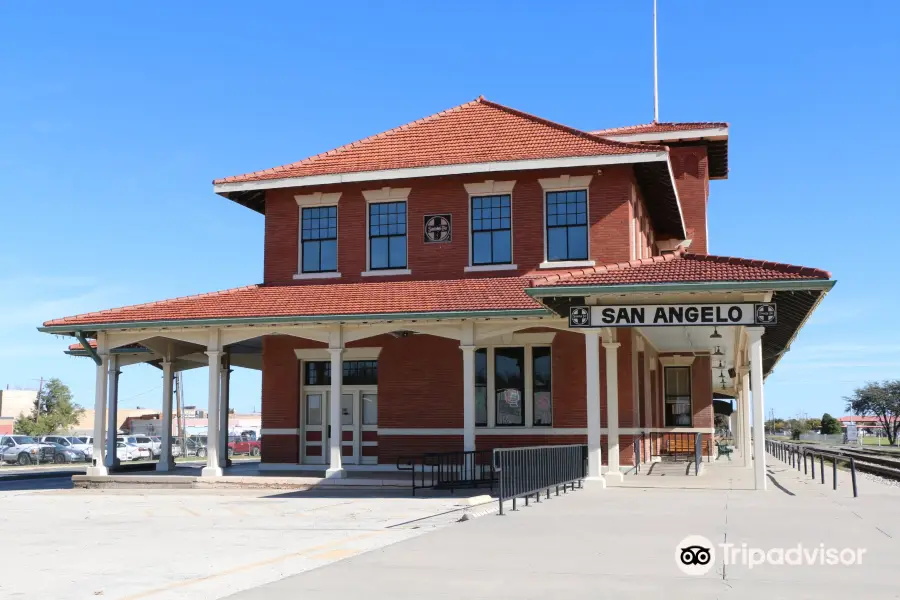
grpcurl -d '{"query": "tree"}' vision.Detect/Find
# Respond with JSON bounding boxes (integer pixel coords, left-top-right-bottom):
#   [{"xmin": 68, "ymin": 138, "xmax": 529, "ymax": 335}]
[
  {"xmin": 845, "ymin": 381, "xmax": 900, "ymax": 446},
  {"xmin": 13, "ymin": 378, "xmax": 84, "ymax": 437},
  {"xmin": 820, "ymin": 413, "xmax": 842, "ymax": 435},
  {"xmin": 807, "ymin": 418, "xmax": 822, "ymax": 432}
]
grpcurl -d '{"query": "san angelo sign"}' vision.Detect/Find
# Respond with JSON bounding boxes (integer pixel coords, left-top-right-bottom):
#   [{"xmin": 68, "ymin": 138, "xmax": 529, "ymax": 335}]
[{"xmin": 568, "ymin": 303, "xmax": 778, "ymax": 329}]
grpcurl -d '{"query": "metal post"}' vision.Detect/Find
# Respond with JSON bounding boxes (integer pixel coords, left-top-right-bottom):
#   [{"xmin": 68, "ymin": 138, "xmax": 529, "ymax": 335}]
[
  {"xmin": 820, "ymin": 456, "xmax": 825, "ymax": 484},
  {"xmin": 850, "ymin": 458, "xmax": 858, "ymax": 498},
  {"xmin": 811, "ymin": 452, "xmax": 815, "ymax": 479},
  {"xmin": 833, "ymin": 457, "xmax": 838, "ymax": 491}
]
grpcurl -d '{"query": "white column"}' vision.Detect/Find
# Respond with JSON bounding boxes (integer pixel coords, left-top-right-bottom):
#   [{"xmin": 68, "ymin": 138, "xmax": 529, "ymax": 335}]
[
  {"xmin": 218, "ymin": 353, "xmax": 231, "ymax": 469},
  {"xmin": 741, "ymin": 368, "xmax": 752, "ymax": 468},
  {"xmin": 88, "ymin": 352, "xmax": 109, "ymax": 476},
  {"xmin": 157, "ymin": 361, "xmax": 176, "ymax": 472},
  {"xmin": 202, "ymin": 349, "xmax": 223, "ymax": 477},
  {"xmin": 584, "ymin": 331, "xmax": 605, "ymax": 485},
  {"xmin": 748, "ymin": 327, "xmax": 767, "ymax": 490},
  {"xmin": 326, "ymin": 347, "xmax": 345, "ymax": 478},
  {"xmin": 603, "ymin": 338, "xmax": 623, "ymax": 483},
  {"xmin": 461, "ymin": 345, "xmax": 476, "ymax": 452},
  {"xmin": 104, "ymin": 354, "xmax": 120, "ymax": 469}
]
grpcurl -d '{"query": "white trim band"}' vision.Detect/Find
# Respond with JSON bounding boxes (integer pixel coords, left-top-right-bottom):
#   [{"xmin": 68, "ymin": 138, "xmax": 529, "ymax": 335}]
[
  {"xmin": 214, "ymin": 152, "xmax": 669, "ymax": 194},
  {"xmin": 377, "ymin": 428, "xmax": 464, "ymax": 436},
  {"xmin": 260, "ymin": 428, "xmax": 301, "ymax": 436}
]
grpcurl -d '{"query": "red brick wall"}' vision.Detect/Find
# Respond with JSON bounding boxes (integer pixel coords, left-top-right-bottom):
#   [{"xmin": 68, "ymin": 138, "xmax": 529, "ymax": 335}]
[
  {"xmin": 476, "ymin": 435, "xmax": 586, "ymax": 453},
  {"xmin": 551, "ymin": 331, "xmax": 586, "ymax": 428},
  {"xmin": 378, "ymin": 334, "xmax": 463, "ymax": 429},
  {"xmin": 617, "ymin": 329, "xmax": 635, "ymax": 428},
  {"xmin": 670, "ymin": 146, "xmax": 710, "ymax": 254},
  {"xmin": 261, "ymin": 434, "xmax": 298, "ymax": 464},
  {"xmin": 262, "ymin": 165, "xmax": 641, "ymax": 285},
  {"xmin": 379, "ymin": 435, "xmax": 463, "ymax": 465}
]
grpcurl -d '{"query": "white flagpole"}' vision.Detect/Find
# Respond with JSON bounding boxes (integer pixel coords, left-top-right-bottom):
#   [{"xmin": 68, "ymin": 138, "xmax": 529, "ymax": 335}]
[{"xmin": 653, "ymin": 0, "xmax": 659, "ymax": 123}]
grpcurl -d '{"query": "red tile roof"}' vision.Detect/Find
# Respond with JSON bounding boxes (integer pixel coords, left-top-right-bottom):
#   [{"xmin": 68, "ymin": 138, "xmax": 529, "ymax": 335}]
[
  {"xmin": 44, "ymin": 278, "xmax": 546, "ymax": 328},
  {"xmin": 529, "ymin": 248, "xmax": 831, "ymax": 288},
  {"xmin": 214, "ymin": 98, "xmax": 663, "ymax": 185},
  {"xmin": 592, "ymin": 122, "xmax": 729, "ymax": 136}
]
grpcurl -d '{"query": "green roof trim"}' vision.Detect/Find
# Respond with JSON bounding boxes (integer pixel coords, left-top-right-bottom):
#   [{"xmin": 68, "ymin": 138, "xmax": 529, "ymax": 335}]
[
  {"xmin": 524, "ymin": 279, "xmax": 836, "ymax": 297},
  {"xmin": 39, "ymin": 307, "xmax": 553, "ymax": 335}
]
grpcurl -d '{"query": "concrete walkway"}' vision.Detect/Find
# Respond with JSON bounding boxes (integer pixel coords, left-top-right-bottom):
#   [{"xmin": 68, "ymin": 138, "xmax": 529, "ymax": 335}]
[{"xmin": 233, "ymin": 456, "xmax": 900, "ymax": 599}]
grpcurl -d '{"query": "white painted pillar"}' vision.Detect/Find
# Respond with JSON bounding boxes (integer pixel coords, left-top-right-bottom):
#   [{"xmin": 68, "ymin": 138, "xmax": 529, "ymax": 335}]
[
  {"xmin": 104, "ymin": 354, "xmax": 120, "ymax": 469},
  {"xmin": 157, "ymin": 360, "xmax": 176, "ymax": 472},
  {"xmin": 202, "ymin": 347, "xmax": 223, "ymax": 477},
  {"xmin": 584, "ymin": 331, "xmax": 604, "ymax": 484},
  {"xmin": 741, "ymin": 369, "xmax": 752, "ymax": 468},
  {"xmin": 218, "ymin": 353, "xmax": 231, "ymax": 469},
  {"xmin": 748, "ymin": 327, "xmax": 766, "ymax": 490},
  {"xmin": 88, "ymin": 351, "xmax": 109, "ymax": 476},
  {"xmin": 326, "ymin": 347, "xmax": 344, "ymax": 478},
  {"xmin": 461, "ymin": 345, "xmax": 476, "ymax": 452},
  {"xmin": 603, "ymin": 338, "xmax": 623, "ymax": 483}
]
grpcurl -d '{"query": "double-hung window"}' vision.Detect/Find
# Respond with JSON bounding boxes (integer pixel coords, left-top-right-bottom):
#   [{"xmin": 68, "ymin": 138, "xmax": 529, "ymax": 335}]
[
  {"xmin": 546, "ymin": 190, "xmax": 588, "ymax": 261},
  {"xmin": 471, "ymin": 195, "xmax": 512, "ymax": 265},
  {"xmin": 369, "ymin": 201, "xmax": 407, "ymax": 270},
  {"xmin": 301, "ymin": 206, "xmax": 338, "ymax": 273},
  {"xmin": 664, "ymin": 367, "xmax": 692, "ymax": 427}
]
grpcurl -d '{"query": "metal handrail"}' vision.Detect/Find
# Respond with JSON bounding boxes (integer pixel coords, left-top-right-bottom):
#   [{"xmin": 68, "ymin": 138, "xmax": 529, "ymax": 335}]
[
  {"xmin": 397, "ymin": 449, "xmax": 495, "ymax": 496},
  {"xmin": 493, "ymin": 444, "xmax": 587, "ymax": 515},
  {"xmin": 765, "ymin": 439, "xmax": 858, "ymax": 497}
]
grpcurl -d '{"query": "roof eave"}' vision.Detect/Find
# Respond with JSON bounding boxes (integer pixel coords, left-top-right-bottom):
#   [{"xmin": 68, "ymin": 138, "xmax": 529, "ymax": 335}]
[
  {"xmin": 39, "ymin": 307, "xmax": 554, "ymax": 336},
  {"xmin": 524, "ymin": 279, "xmax": 836, "ymax": 298}
]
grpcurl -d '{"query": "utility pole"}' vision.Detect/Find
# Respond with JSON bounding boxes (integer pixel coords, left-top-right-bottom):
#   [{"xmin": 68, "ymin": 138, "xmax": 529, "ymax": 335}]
[{"xmin": 652, "ymin": 0, "xmax": 659, "ymax": 123}]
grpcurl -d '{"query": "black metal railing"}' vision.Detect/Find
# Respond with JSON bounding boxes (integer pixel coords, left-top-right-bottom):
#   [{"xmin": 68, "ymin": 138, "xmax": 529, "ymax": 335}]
[
  {"xmin": 633, "ymin": 436, "xmax": 643, "ymax": 473},
  {"xmin": 396, "ymin": 450, "xmax": 495, "ymax": 496},
  {"xmin": 765, "ymin": 439, "xmax": 858, "ymax": 497},
  {"xmin": 493, "ymin": 444, "xmax": 587, "ymax": 515}
]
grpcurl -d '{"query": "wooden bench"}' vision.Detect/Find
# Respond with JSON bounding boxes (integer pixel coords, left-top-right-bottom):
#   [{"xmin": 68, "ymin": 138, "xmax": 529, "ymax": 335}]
[{"xmin": 664, "ymin": 437, "xmax": 695, "ymax": 455}]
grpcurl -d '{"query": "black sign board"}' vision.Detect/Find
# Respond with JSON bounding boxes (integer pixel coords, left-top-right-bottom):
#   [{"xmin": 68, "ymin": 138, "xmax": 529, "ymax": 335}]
[
  {"xmin": 568, "ymin": 303, "xmax": 778, "ymax": 328},
  {"xmin": 424, "ymin": 214, "xmax": 452, "ymax": 243}
]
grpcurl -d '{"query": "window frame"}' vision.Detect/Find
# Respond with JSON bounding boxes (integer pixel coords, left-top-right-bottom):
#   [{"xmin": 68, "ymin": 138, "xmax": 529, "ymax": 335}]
[
  {"xmin": 545, "ymin": 188, "xmax": 590, "ymax": 263},
  {"xmin": 473, "ymin": 343, "xmax": 553, "ymax": 430},
  {"xmin": 538, "ymin": 174, "xmax": 594, "ymax": 269},
  {"xmin": 366, "ymin": 200, "xmax": 409, "ymax": 272},
  {"xmin": 469, "ymin": 193, "xmax": 514, "ymax": 267},
  {"xmin": 663, "ymin": 366, "xmax": 693, "ymax": 428},
  {"xmin": 294, "ymin": 192, "xmax": 342, "ymax": 280},
  {"xmin": 299, "ymin": 204, "xmax": 339, "ymax": 274}
]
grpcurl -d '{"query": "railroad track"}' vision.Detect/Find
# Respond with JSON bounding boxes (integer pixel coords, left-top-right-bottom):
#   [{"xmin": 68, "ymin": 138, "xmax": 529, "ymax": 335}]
[{"xmin": 780, "ymin": 443, "xmax": 900, "ymax": 481}]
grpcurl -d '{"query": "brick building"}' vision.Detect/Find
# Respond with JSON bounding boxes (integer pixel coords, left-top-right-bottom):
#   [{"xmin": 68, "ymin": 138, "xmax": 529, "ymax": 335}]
[{"xmin": 42, "ymin": 98, "xmax": 834, "ymax": 490}]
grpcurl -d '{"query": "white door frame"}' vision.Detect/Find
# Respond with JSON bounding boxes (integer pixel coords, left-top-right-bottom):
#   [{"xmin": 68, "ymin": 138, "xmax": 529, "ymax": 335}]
[{"xmin": 302, "ymin": 386, "xmax": 376, "ymax": 465}]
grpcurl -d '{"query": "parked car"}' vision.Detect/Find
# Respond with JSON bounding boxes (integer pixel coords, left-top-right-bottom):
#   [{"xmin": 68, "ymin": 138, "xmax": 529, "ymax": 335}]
[
  {"xmin": 42, "ymin": 441, "xmax": 86, "ymax": 464},
  {"xmin": 0, "ymin": 435, "xmax": 55, "ymax": 465},
  {"xmin": 117, "ymin": 436, "xmax": 156, "ymax": 458},
  {"xmin": 115, "ymin": 442, "xmax": 142, "ymax": 461},
  {"xmin": 189, "ymin": 435, "xmax": 209, "ymax": 458},
  {"xmin": 39, "ymin": 435, "xmax": 92, "ymax": 462},
  {"xmin": 227, "ymin": 434, "xmax": 261, "ymax": 457}
]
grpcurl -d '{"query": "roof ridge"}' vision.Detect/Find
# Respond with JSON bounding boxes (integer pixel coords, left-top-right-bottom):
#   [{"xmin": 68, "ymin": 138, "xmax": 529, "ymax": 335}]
[
  {"xmin": 43, "ymin": 284, "xmax": 262, "ymax": 327},
  {"xmin": 477, "ymin": 99, "xmax": 667, "ymax": 153},
  {"xmin": 683, "ymin": 253, "xmax": 832, "ymax": 279},
  {"xmin": 529, "ymin": 248, "xmax": 686, "ymax": 287},
  {"xmin": 214, "ymin": 98, "xmax": 484, "ymax": 184}
]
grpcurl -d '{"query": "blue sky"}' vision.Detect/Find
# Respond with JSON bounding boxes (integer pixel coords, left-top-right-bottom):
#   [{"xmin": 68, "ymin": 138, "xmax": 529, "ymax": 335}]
[{"xmin": 1, "ymin": 1, "xmax": 897, "ymax": 420}]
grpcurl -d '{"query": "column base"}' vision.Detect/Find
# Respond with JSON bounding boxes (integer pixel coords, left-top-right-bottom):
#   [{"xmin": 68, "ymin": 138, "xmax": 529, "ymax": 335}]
[
  {"xmin": 325, "ymin": 467, "xmax": 346, "ymax": 479},
  {"xmin": 104, "ymin": 458, "xmax": 121, "ymax": 470},
  {"xmin": 155, "ymin": 458, "xmax": 177, "ymax": 472},
  {"xmin": 604, "ymin": 471, "xmax": 625, "ymax": 485},
  {"xmin": 86, "ymin": 465, "xmax": 109, "ymax": 476},
  {"xmin": 583, "ymin": 476, "xmax": 607, "ymax": 489},
  {"xmin": 201, "ymin": 465, "xmax": 224, "ymax": 477}
]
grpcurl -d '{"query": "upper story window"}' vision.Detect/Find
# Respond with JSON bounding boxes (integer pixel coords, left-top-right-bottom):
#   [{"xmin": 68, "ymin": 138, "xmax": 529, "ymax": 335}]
[
  {"xmin": 368, "ymin": 201, "xmax": 407, "ymax": 270},
  {"xmin": 304, "ymin": 360, "xmax": 379, "ymax": 386},
  {"xmin": 546, "ymin": 190, "xmax": 588, "ymax": 262},
  {"xmin": 301, "ymin": 206, "xmax": 338, "ymax": 273},
  {"xmin": 471, "ymin": 195, "xmax": 512, "ymax": 265}
]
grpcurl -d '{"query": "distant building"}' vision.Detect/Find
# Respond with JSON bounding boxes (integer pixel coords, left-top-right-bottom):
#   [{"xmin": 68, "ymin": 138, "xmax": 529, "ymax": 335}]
[
  {"xmin": 0, "ymin": 389, "xmax": 38, "ymax": 420},
  {"xmin": 839, "ymin": 415, "xmax": 897, "ymax": 434}
]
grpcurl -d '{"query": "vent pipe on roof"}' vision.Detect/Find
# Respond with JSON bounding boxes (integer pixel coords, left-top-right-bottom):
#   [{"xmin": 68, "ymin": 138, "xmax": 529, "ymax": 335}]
[{"xmin": 653, "ymin": 0, "xmax": 659, "ymax": 123}]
